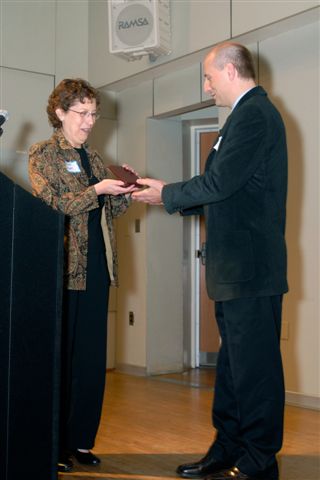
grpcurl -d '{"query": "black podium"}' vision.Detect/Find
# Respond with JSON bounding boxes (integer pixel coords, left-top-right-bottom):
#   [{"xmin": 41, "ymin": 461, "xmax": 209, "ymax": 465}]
[{"xmin": 0, "ymin": 172, "xmax": 64, "ymax": 480}]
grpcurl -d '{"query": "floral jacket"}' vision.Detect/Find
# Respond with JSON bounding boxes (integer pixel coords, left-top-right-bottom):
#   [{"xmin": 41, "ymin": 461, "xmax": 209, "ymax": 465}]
[{"xmin": 29, "ymin": 129, "xmax": 130, "ymax": 290}]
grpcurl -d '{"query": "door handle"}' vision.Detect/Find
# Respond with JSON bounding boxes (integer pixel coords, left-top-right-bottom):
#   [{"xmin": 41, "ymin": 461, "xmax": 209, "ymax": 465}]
[{"xmin": 196, "ymin": 242, "xmax": 206, "ymax": 265}]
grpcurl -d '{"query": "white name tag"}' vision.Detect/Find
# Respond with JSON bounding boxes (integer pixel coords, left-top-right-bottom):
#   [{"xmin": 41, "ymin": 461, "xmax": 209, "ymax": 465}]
[
  {"xmin": 213, "ymin": 136, "xmax": 222, "ymax": 151},
  {"xmin": 65, "ymin": 160, "xmax": 81, "ymax": 173}
]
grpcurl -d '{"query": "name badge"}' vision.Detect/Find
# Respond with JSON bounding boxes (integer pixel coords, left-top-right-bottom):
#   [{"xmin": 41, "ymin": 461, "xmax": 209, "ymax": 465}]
[
  {"xmin": 213, "ymin": 136, "xmax": 222, "ymax": 151},
  {"xmin": 65, "ymin": 160, "xmax": 81, "ymax": 173}
]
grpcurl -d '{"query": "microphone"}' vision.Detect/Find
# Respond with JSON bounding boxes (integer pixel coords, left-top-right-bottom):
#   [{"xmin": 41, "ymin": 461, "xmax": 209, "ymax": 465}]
[{"xmin": 0, "ymin": 110, "xmax": 9, "ymax": 127}]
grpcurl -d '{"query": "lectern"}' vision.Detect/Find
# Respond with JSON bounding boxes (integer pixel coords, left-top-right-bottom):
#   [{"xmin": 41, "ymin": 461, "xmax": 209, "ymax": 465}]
[{"xmin": 0, "ymin": 172, "xmax": 64, "ymax": 480}]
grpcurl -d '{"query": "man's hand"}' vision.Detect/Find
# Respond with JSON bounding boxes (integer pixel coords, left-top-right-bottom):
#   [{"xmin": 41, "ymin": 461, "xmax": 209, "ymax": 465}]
[{"xmin": 132, "ymin": 178, "xmax": 166, "ymax": 205}]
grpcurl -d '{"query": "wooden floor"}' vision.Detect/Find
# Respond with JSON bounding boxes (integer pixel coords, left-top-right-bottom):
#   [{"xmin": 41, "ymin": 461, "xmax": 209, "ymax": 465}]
[{"xmin": 59, "ymin": 369, "xmax": 320, "ymax": 480}]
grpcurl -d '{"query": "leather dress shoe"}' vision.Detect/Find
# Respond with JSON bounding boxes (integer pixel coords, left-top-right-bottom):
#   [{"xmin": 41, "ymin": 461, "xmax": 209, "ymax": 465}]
[
  {"xmin": 204, "ymin": 466, "xmax": 278, "ymax": 480},
  {"xmin": 72, "ymin": 449, "xmax": 101, "ymax": 465},
  {"xmin": 58, "ymin": 453, "xmax": 73, "ymax": 472},
  {"xmin": 176, "ymin": 453, "xmax": 233, "ymax": 479}
]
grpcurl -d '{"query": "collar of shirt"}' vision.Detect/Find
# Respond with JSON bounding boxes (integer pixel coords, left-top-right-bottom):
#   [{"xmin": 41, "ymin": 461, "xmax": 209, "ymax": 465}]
[{"xmin": 232, "ymin": 87, "xmax": 255, "ymax": 110}]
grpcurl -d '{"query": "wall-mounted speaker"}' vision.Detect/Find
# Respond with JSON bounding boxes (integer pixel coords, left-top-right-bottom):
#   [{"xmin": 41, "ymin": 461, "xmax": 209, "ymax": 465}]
[{"xmin": 108, "ymin": 0, "xmax": 171, "ymax": 61}]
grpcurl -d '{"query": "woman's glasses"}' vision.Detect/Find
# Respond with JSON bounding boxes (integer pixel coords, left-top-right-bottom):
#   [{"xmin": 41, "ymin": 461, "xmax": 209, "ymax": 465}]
[{"xmin": 68, "ymin": 109, "xmax": 100, "ymax": 121}]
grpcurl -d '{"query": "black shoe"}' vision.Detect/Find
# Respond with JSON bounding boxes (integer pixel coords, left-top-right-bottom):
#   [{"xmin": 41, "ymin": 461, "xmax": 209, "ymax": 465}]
[
  {"xmin": 72, "ymin": 449, "xmax": 101, "ymax": 465},
  {"xmin": 58, "ymin": 454, "xmax": 73, "ymax": 472},
  {"xmin": 205, "ymin": 466, "xmax": 278, "ymax": 480},
  {"xmin": 176, "ymin": 453, "xmax": 233, "ymax": 479}
]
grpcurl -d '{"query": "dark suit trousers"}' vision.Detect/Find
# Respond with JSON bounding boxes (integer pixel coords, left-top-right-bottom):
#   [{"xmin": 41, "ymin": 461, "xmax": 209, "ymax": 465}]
[
  {"xmin": 60, "ymin": 251, "xmax": 110, "ymax": 452},
  {"xmin": 211, "ymin": 296, "xmax": 285, "ymax": 477}
]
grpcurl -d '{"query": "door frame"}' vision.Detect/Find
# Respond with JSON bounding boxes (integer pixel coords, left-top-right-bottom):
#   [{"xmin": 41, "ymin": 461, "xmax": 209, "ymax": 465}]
[{"xmin": 189, "ymin": 124, "xmax": 219, "ymax": 368}]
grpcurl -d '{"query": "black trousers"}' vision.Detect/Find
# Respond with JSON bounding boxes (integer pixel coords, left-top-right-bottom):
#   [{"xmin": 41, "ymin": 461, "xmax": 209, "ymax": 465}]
[
  {"xmin": 210, "ymin": 295, "xmax": 285, "ymax": 478},
  {"xmin": 60, "ymin": 252, "xmax": 110, "ymax": 452}
]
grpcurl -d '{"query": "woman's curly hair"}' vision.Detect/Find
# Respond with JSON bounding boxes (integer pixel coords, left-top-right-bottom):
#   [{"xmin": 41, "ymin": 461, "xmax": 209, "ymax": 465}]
[{"xmin": 47, "ymin": 78, "xmax": 101, "ymax": 128}]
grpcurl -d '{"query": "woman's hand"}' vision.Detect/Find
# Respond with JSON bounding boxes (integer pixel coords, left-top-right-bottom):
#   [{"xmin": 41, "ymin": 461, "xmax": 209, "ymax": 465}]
[{"xmin": 94, "ymin": 179, "xmax": 137, "ymax": 196}]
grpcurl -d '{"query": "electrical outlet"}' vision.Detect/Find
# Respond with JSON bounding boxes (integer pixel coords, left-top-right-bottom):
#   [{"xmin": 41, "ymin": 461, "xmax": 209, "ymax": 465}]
[
  {"xmin": 129, "ymin": 311, "xmax": 134, "ymax": 326},
  {"xmin": 135, "ymin": 219, "xmax": 140, "ymax": 233}
]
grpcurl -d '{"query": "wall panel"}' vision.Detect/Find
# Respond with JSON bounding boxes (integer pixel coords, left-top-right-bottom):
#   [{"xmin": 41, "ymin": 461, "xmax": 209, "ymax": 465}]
[
  {"xmin": 154, "ymin": 64, "xmax": 201, "ymax": 116},
  {"xmin": 232, "ymin": 0, "xmax": 318, "ymax": 37},
  {"xmin": 0, "ymin": 0, "xmax": 55, "ymax": 74},
  {"xmin": 115, "ymin": 81, "xmax": 153, "ymax": 369},
  {"xmin": 55, "ymin": 1, "xmax": 89, "ymax": 83},
  {"xmin": 0, "ymin": 68, "xmax": 54, "ymax": 190},
  {"xmin": 259, "ymin": 21, "xmax": 320, "ymax": 398}
]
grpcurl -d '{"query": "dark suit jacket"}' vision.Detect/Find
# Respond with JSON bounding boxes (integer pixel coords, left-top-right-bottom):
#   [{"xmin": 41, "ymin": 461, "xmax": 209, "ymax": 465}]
[{"xmin": 162, "ymin": 86, "xmax": 288, "ymax": 301}]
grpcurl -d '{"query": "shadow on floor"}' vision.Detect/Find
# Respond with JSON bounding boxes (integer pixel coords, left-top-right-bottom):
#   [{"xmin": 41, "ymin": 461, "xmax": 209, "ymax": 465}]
[
  {"xmin": 58, "ymin": 452, "xmax": 320, "ymax": 480},
  {"xmin": 59, "ymin": 452, "xmax": 190, "ymax": 479}
]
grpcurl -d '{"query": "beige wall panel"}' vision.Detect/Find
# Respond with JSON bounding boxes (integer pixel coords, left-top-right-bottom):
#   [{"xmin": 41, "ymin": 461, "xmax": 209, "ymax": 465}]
[
  {"xmin": 232, "ymin": 0, "xmax": 318, "ymax": 37},
  {"xmin": 0, "ymin": 0, "xmax": 55, "ymax": 74},
  {"xmin": 55, "ymin": 1, "xmax": 89, "ymax": 83},
  {"xmin": 185, "ymin": 0, "xmax": 230, "ymax": 51},
  {"xmin": 259, "ymin": 21, "xmax": 319, "ymax": 397},
  {"xmin": 154, "ymin": 64, "xmax": 201, "ymax": 115},
  {"xmin": 146, "ymin": 118, "xmax": 184, "ymax": 374},
  {"xmin": 88, "ymin": 0, "xmax": 230, "ymax": 87},
  {"xmin": 116, "ymin": 199, "xmax": 148, "ymax": 369},
  {"xmin": 0, "ymin": 68, "xmax": 54, "ymax": 190},
  {"xmin": 114, "ymin": 81, "xmax": 153, "ymax": 369},
  {"xmin": 98, "ymin": 90, "xmax": 117, "ymax": 121}
]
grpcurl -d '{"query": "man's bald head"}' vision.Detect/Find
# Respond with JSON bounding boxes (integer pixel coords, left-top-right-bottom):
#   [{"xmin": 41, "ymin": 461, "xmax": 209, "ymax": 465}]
[{"xmin": 206, "ymin": 42, "xmax": 256, "ymax": 81}]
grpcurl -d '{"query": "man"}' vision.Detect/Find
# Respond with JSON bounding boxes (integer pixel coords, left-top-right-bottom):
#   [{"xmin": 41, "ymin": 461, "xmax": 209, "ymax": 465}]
[{"xmin": 133, "ymin": 42, "xmax": 288, "ymax": 480}]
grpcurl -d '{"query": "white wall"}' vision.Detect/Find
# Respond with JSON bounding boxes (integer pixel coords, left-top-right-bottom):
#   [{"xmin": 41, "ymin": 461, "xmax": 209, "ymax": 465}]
[
  {"xmin": 115, "ymin": 81, "xmax": 153, "ymax": 370},
  {"xmin": 114, "ymin": 92, "xmax": 185, "ymax": 374},
  {"xmin": 146, "ymin": 118, "xmax": 184, "ymax": 374},
  {"xmin": 0, "ymin": 0, "xmax": 55, "ymax": 74},
  {"xmin": 231, "ymin": 0, "xmax": 318, "ymax": 37},
  {"xmin": 0, "ymin": 68, "xmax": 54, "ymax": 190},
  {"xmin": 0, "ymin": 0, "xmax": 55, "ymax": 187},
  {"xmin": 0, "ymin": 0, "xmax": 90, "ymax": 188},
  {"xmin": 55, "ymin": 1, "xmax": 89, "ymax": 83},
  {"xmin": 259, "ymin": 22, "xmax": 320, "ymax": 404}
]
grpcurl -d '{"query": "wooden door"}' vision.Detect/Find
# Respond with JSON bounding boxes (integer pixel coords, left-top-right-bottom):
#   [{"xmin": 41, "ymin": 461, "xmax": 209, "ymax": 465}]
[{"xmin": 199, "ymin": 131, "xmax": 220, "ymax": 355}]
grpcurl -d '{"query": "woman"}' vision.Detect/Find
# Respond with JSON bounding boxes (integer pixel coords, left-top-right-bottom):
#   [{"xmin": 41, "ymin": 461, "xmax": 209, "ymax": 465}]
[{"xmin": 29, "ymin": 78, "xmax": 136, "ymax": 473}]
